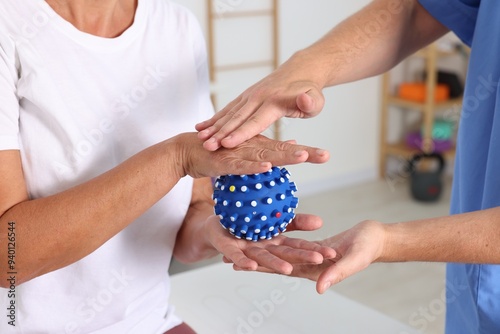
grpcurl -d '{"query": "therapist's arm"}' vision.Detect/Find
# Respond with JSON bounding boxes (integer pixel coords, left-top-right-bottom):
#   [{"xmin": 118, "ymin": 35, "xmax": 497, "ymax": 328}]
[
  {"xmin": 197, "ymin": 0, "xmax": 449, "ymax": 150},
  {"xmin": 280, "ymin": 207, "xmax": 500, "ymax": 293}
]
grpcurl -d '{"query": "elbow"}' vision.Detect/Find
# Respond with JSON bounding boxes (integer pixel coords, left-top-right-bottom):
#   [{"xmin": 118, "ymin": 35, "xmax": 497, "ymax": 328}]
[
  {"xmin": 0, "ymin": 255, "xmax": 46, "ymax": 288},
  {"xmin": 0, "ymin": 272, "xmax": 31, "ymax": 289},
  {"xmin": 0, "ymin": 276, "xmax": 13, "ymax": 289}
]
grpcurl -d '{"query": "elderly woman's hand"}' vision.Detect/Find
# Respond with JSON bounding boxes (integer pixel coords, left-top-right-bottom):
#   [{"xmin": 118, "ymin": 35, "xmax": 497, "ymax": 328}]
[
  {"xmin": 204, "ymin": 214, "xmax": 337, "ymax": 275},
  {"xmin": 171, "ymin": 132, "xmax": 329, "ymax": 179}
]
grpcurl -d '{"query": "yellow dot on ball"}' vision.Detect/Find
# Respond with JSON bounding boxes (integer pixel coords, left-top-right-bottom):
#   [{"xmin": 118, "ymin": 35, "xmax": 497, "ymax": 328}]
[{"xmin": 229, "ymin": 185, "xmax": 236, "ymax": 192}]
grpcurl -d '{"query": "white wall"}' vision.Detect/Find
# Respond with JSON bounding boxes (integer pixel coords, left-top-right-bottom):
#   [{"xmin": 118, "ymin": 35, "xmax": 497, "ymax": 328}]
[
  {"xmin": 172, "ymin": 0, "xmax": 380, "ymax": 197},
  {"xmin": 277, "ymin": 0, "xmax": 379, "ymax": 196}
]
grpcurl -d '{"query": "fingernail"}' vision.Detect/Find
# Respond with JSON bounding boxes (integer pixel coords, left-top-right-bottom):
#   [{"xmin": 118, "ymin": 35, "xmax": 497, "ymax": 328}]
[
  {"xmin": 206, "ymin": 137, "xmax": 216, "ymax": 144},
  {"xmin": 316, "ymin": 149, "xmax": 327, "ymax": 155},
  {"xmin": 322, "ymin": 282, "xmax": 331, "ymax": 291},
  {"xmin": 294, "ymin": 150, "xmax": 306, "ymax": 157}
]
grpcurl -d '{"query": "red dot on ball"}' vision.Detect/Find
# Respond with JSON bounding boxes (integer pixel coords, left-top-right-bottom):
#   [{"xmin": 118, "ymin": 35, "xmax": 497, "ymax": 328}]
[{"xmin": 275, "ymin": 212, "xmax": 282, "ymax": 218}]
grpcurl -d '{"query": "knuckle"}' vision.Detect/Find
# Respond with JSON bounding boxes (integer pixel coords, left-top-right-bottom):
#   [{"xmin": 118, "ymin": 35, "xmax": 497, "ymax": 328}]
[
  {"xmin": 274, "ymin": 140, "xmax": 291, "ymax": 151},
  {"xmin": 254, "ymin": 149, "xmax": 269, "ymax": 161}
]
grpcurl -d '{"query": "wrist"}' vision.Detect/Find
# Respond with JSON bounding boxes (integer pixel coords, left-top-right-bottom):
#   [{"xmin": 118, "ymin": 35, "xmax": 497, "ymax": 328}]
[
  {"xmin": 200, "ymin": 215, "xmax": 222, "ymax": 257},
  {"xmin": 285, "ymin": 49, "xmax": 330, "ymax": 90},
  {"xmin": 379, "ymin": 222, "xmax": 408, "ymax": 263},
  {"xmin": 166, "ymin": 133, "xmax": 191, "ymax": 179}
]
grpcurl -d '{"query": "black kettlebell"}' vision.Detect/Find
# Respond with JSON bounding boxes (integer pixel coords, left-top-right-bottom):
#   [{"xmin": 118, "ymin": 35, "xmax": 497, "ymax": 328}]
[{"xmin": 408, "ymin": 153, "xmax": 445, "ymax": 202}]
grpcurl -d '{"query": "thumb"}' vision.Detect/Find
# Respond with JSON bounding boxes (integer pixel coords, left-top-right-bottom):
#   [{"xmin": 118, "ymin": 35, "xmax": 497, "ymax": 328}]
[
  {"xmin": 296, "ymin": 88, "xmax": 325, "ymax": 117},
  {"xmin": 315, "ymin": 252, "xmax": 371, "ymax": 294}
]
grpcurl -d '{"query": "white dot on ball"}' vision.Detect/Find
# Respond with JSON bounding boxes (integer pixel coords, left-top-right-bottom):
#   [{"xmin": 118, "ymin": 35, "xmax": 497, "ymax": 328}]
[
  {"xmin": 255, "ymin": 183, "xmax": 262, "ymax": 190},
  {"xmin": 280, "ymin": 177, "xmax": 285, "ymax": 183},
  {"xmin": 235, "ymin": 201, "xmax": 242, "ymax": 207},
  {"xmin": 223, "ymin": 200, "xmax": 228, "ymax": 206},
  {"xmin": 241, "ymin": 186, "xmax": 248, "ymax": 192},
  {"xmin": 280, "ymin": 194, "xmax": 285, "ymax": 200},
  {"xmin": 269, "ymin": 226, "xmax": 274, "ymax": 231},
  {"xmin": 251, "ymin": 201, "xmax": 257, "ymax": 207},
  {"xmin": 221, "ymin": 185, "xmax": 225, "ymax": 190},
  {"xmin": 270, "ymin": 181, "xmax": 276, "ymax": 186},
  {"xmin": 261, "ymin": 216, "xmax": 267, "ymax": 221},
  {"xmin": 244, "ymin": 217, "xmax": 251, "ymax": 223},
  {"xmin": 266, "ymin": 198, "xmax": 272, "ymax": 204}
]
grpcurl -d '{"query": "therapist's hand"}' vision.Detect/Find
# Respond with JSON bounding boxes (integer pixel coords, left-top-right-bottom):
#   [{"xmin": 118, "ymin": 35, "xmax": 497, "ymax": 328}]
[
  {"xmin": 206, "ymin": 214, "xmax": 337, "ymax": 275},
  {"xmin": 294, "ymin": 220, "xmax": 386, "ymax": 293},
  {"xmin": 196, "ymin": 61, "xmax": 325, "ymax": 151},
  {"xmin": 232, "ymin": 220, "xmax": 386, "ymax": 293}
]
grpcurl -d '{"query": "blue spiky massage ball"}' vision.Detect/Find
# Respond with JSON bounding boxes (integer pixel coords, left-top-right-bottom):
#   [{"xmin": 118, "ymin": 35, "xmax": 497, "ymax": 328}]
[{"xmin": 213, "ymin": 167, "xmax": 298, "ymax": 241}]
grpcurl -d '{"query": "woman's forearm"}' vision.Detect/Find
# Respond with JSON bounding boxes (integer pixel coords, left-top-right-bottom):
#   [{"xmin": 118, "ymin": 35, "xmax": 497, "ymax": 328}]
[
  {"xmin": 381, "ymin": 207, "xmax": 500, "ymax": 263},
  {"xmin": 0, "ymin": 138, "xmax": 185, "ymax": 286}
]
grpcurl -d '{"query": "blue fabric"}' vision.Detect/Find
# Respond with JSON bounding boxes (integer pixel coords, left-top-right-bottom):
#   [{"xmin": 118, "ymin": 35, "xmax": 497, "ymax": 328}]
[{"xmin": 418, "ymin": 1, "xmax": 500, "ymax": 333}]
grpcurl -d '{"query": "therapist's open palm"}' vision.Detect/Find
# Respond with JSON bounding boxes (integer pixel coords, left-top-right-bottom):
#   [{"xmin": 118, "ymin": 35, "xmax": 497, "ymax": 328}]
[{"xmin": 290, "ymin": 220, "xmax": 387, "ymax": 294}]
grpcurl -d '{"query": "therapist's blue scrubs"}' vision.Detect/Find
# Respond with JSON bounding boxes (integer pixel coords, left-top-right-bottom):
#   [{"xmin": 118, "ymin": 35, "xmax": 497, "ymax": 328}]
[{"xmin": 418, "ymin": 1, "xmax": 500, "ymax": 333}]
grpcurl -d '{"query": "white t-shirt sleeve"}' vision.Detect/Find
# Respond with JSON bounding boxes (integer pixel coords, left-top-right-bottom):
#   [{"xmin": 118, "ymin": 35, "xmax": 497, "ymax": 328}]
[{"xmin": 0, "ymin": 33, "xmax": 20, "ymax": 150}]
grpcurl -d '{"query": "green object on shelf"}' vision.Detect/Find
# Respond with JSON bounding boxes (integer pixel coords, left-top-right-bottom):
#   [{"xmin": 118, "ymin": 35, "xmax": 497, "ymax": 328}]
[{"xmin": 421, "ymin": 120, "xmax": 454, "ymax": 140}]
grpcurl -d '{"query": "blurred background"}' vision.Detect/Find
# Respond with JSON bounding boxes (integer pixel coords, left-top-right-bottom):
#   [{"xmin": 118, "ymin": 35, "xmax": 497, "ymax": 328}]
[{"xmin": 169, "ymin": 1, "xmax": 469, "ymax": 333}]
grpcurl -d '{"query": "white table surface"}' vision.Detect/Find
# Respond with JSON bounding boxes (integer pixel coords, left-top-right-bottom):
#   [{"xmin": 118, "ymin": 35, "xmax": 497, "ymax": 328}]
[{"xmin": 170, "ymin": 263, "xmax": 420, "ymax": 334}]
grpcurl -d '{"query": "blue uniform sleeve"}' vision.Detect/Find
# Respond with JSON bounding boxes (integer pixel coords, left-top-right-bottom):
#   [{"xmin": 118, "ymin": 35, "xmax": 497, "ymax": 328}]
[{"xmin": 418, "ymin": 0, "xmax": 480, "ymax": 46}]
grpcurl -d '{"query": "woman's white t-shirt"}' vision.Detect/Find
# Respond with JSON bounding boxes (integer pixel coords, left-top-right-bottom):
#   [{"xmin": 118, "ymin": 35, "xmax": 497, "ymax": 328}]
[{"xmin": 0, "ymin": 0, "xmax": 213, "ymax": 332}]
